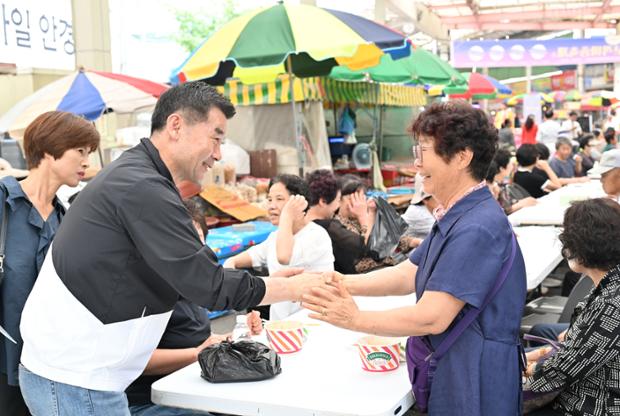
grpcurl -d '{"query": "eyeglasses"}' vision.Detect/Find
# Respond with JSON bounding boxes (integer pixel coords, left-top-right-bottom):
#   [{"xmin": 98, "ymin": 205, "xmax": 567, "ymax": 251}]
[{"xmin": 412, "ymin": 144, "xmax": 431, "ymax": 163}]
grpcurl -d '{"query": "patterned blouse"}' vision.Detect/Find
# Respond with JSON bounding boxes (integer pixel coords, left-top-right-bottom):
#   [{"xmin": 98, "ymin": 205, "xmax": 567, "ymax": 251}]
[
  {"xmin": 529, "ymin": 264, "xmax": 620, "ymax": 415},
  {"xmin": 335, "ymin": 214, "xmax": 395, "ymax": 273}
]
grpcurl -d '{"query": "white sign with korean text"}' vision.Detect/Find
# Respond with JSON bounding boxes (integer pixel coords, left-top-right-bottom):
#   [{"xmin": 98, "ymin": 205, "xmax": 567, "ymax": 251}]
[{"xmin": 0, "ymin": 0, "xmax": 75, "ymax": 70}]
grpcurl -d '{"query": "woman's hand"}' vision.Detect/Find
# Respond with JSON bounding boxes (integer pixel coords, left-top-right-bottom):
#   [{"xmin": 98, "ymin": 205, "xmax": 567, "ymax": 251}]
[
  {"xmin": 401, "ymin": 236, "xmax": 422, "ymax": 249},
  {"xmin": 348, "ymin": 190, "xmax": 370, "ymax": 223},
  {"xmin": 194, "ymin": 333, "xmax": 231, "ymax": 358},
  {"xmin": 301, "ymin": 278, "xmax": 360, "ymax": 330},
  {"xmin": 524, "ymin": 346, "xmax": 553, "ymax": 376},
  {"xmin": 246, "ymin": 310, "xmax": 263, "ymax": 335},
  {"xmin": 280, "ymin": 195, "xmax": 308, "ymax": 224}
]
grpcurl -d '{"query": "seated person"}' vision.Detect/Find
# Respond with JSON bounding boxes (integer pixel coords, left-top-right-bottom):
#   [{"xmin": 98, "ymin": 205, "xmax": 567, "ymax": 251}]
[
  {"xmin": 400, "ymin": 173, "xmax": 436, "ymax": 246},
  {"xmin": 577, "ymin": 134, "xmax": 597, "ymax": 175},
  {"xmin": 589, "ymin": 149, "xmax": 620, "ymax": 202},
  {"xmin": 126, "ymin": 199, "xmax": 263, "ymax": 416},
  {"xmin": 525, "ymin": 198, "xmax": 620, "ymax": 416},
  {"xmin": 549, "ymin": 137, "xmax": 584, "ymax": 178},
  {"xmin": 224, "ymin": 174, "xmax": 334, "ymax": 320},
  {"xmin": 498, "ymin": 118, "xmax": 515, "ymax": 150},
  {"xmin": 603, "ymin": 127, "xmax": 618, "ymax": 152},
  {"xmin": 514, "ymin": 144, "xmax": 562, "ymax": 198},
  {"xmin": 334, "ymin": 174, "xmax": 403, "ymax": 273},
  {"xmin": 486, "ymin": 149, "xmax": 537, "ymax": 214}
]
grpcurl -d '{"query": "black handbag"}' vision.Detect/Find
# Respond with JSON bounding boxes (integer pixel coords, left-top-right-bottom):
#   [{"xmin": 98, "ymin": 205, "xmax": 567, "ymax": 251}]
[{"xmin": 198, "ymin": 340, "xmax": 281, "ymax": 383}]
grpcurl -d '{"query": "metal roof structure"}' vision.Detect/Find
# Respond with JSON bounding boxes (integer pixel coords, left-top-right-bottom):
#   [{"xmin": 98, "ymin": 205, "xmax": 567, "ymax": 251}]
[{"xmin": 422, "ymin": 0, "xmax": 620, "ymax": 33}]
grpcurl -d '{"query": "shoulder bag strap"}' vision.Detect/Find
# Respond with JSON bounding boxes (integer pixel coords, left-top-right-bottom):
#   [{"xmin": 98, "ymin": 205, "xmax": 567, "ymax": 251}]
[
  {"xmin": 0, "ymin": 183, "xmax": 8, "ymax": 286},
  {"xmin": 434, "ymin": 232, "xmax": 517, "ymax": 360}
]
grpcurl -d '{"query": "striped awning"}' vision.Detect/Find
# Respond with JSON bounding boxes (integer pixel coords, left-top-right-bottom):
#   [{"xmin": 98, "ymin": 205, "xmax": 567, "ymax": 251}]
[
  {"xmin": 217, "ymin": 76, "xmax": 426, "ymax": 107},
  {"xmin": 217, "ymin": 76, "xmax": 323, "ymax": 106}
]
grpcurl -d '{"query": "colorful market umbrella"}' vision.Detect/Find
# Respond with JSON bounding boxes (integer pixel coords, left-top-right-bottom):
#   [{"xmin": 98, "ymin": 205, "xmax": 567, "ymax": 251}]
[
  {"xmin": 505, "ymin": 92, "xmax": 554, "ymax": 106},
  {"xmin": 170, "ymin": 3, "xmax": 410, "ymax": 85},
  {"xmin": 565, "ymin": 89, "xmax": 582, "ymax": 101},
  {"xmin": 329, "ymin": 47, "xmax": 466, "ymax": 87},
  {"xmin": 580, "ymin": 90, "xmax": 618, "ymax": 109},
  {"xmin": 427, "ymin": 82, "xmax": 468, "ymax": 96},
  {"xmin": 0, "ymin": 69, "xmax": 167, "ymax": 136},
  {"xmin": 446, "ymin": 72, "xmax": 511, "ymax": 99}
]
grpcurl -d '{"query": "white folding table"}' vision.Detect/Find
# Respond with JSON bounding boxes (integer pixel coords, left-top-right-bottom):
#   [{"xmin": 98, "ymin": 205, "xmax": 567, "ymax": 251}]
[
  {"xmin": 509, "ymin": 180, "xmax": 604, "ymax": 226},
  {"xmin": 152, "ymin": 295, "xmax": 417, "ymax": 416}
]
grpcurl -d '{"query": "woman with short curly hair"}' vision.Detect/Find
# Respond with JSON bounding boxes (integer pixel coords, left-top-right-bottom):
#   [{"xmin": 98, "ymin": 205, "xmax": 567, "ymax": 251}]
[
  {"xmin": 303, "ymin": 100, "xmax": 527, "ymax": 415},
  {"xmin": 525, "ymin": 198, "xmax": 620, "ymax": 416}
]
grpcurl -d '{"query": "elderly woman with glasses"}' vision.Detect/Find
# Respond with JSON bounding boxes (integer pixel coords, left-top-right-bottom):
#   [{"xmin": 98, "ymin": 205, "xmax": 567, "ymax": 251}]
[{"xmin": 302, "ymin": 101, "xmax": 527, "ymax": 415}]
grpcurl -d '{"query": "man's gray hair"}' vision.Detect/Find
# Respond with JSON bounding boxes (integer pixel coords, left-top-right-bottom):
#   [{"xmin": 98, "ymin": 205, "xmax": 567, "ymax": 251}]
[{"xmin": 150, "ymin": 81, "xmax": 235, "ymax": 135}]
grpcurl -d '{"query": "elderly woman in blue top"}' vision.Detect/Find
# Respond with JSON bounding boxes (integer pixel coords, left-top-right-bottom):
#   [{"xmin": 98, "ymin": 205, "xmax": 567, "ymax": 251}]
[
  {"xmin": 0, "ymin": 111, "xmax": 99, "ymax": 415},
  {"xmin": 302, "ymin": 101, "xmax": 526, "ymax": 415}
]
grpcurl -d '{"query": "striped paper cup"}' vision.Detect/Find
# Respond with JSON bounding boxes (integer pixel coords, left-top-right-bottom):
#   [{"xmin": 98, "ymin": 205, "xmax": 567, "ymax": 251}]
[
  {"xmin": 265, "ymin": 321, "xmax": 306, "ymax": 354},
  {"xmin": 356, "ymin": 336, "xmax": 401, "ymax": 372}
]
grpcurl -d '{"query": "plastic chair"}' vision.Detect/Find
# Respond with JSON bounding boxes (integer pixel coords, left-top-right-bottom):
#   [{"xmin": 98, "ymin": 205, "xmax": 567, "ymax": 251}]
[{"xmin": 521, "ymin": 275, "xmax": 593, "ymax": 335}]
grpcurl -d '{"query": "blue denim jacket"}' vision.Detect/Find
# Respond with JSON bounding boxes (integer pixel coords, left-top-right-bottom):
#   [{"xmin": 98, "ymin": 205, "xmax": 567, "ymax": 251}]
[{"xmin": 0, "ymin": 176, "xmax": 64, "ymax": 385}]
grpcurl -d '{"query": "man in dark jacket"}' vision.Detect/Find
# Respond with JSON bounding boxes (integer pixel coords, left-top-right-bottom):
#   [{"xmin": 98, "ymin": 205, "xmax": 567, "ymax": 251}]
[{"xmin": 18, "ymin": 82, "xmax": 319, "ymax": 415}]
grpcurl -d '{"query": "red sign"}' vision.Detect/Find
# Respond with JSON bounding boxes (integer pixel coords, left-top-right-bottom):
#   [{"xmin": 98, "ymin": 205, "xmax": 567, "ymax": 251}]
[{"xmin": 551, "ymin": 70, "xmax": 576, "ymax": 91}]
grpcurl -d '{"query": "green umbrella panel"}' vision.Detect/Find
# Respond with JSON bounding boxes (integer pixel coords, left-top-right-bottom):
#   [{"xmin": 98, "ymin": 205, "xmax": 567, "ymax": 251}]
[{"xmin": 329, "ymin": 48, "xmax": 466, "ymax": 86}]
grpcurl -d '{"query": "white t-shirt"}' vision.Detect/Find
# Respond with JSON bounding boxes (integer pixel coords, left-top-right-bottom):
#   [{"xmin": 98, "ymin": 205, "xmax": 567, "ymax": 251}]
[
  {"xmin": 401, "ymin": 204, "xmax": 435, "ymax": 239},
  {"xmin": 246, "ymin": 221, "xmax": 334, "ymax": 320},
  {"xmin": 536, "ymin": 120, "xmax": 561, "ymax": 144},
  {"xmin": 560, "ymin": 120, "xmax": 582, "ymax": 140}
]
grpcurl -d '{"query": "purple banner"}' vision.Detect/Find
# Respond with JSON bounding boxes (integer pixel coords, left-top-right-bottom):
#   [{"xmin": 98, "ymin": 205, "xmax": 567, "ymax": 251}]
[{"xmin": 452, "ymin": 36, "xmax": 620, "ymax": 68}]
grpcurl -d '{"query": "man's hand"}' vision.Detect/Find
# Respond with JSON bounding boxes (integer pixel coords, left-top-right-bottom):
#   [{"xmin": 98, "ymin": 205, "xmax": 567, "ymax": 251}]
[
  {"xmin": 271, "ymin": 267, "xmax": 305, "ymax": 278},
  {"xmin": 246, "ymin": 310, "xmax": 263, "ymax": 335},
  {"xmin": 320, "ymin": 270, "xmax": 345, "ymax": 286},
  {"xmin": 301, "ymin": 278, "xmax": 360, "ymax": 330}
]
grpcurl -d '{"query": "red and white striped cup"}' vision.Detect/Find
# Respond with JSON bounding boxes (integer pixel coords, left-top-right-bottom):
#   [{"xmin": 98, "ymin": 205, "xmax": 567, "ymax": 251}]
[
  {"xmin": 265, "ymin": 321, "xmax": 306, "ymax": 354},
  {"xmin": 356, "ymin": 336, "xmax": 401, "ymax": 372}
]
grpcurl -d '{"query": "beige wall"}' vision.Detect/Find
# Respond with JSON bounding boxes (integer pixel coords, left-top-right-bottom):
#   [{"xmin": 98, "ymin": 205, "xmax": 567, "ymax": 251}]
[
  {"xmin": 1, "ymin": 0, "xmax": 111, "ymax": 118},
  {"xmin": 73, "ymin": 0, "xmax": 112, "ymax": 71}
]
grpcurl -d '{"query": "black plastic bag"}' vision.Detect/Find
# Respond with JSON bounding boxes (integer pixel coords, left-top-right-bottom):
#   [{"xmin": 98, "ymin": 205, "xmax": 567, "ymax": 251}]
[
  {"xmin": 367, "ymin": 197, "xmax": 408, "ymax": 261},
  {"xmin": 198, "ymin": 340, "xmax": 281, "ymax": 383}
]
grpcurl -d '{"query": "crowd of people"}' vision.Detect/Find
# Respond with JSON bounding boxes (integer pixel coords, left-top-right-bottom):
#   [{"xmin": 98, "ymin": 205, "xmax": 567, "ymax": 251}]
[{"xmin": 0, "ymin": 82, "xmax": 619, "ymax": 416}]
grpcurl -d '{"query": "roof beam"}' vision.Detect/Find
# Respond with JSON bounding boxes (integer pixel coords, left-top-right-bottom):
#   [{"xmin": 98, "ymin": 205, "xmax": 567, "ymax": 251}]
[
  {"xmin": 427, "ymin": 3, "xmax": 468, "ymax": 10},
  {"xmin": 441, "ymin": 5, "xmax": 620, "ymax": 24},
  {"xmin": 594, "ymin": 0, "xmax": 612, "ymax": 23},
  {"xmin": 466, "ymin": 0, "xmax": 481, "ymax": 31},
  {"xmin": 385, "ymin": 0, "xmax": 449, "ymax": 41},
  {"xmin": 447, "ymin": 20, "xmax": 615, "ymax": 31}
]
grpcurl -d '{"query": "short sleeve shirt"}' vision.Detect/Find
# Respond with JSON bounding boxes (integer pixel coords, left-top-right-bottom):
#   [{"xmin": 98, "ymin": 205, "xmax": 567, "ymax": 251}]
[{"xmin": 408, "ymin": 187, "xmax": 526, "ymax": 415}]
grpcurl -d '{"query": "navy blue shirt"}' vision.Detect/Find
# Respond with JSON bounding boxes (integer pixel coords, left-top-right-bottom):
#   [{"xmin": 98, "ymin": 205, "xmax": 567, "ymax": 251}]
[
  {"xmin": 409, "ymin": 187, "xmax": 526, "ymax": 415},
  {"xmin": 0, "ymin": 176, "xmax": 64, "ymax": 385}
]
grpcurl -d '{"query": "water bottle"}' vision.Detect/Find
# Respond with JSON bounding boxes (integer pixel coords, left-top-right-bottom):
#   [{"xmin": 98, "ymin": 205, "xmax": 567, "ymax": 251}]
[{"xmin": 232, "ymin": 315, "xmax": 250, "ymax": 341}]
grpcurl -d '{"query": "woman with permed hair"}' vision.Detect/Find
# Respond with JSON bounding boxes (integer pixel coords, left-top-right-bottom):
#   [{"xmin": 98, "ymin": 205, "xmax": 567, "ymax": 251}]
[
  {"xmin": 302, "ymin": 100, "xmax": 527, "ymax": 415},
  {"xmin": 524, "ymin": 198, "xmax": 620, "ymax": 416}
]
